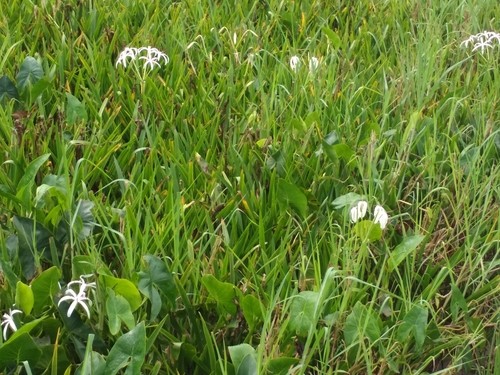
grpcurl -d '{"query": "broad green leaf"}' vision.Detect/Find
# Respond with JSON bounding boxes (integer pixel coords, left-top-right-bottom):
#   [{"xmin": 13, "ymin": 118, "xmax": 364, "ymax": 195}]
[
  {"xmin": 66, "ymin": 93, "xmax": 88, "ymax": 125},
  {"xmin": 138, "ymin": 255, "xmax": 176, "ymax": 321},
  {"xmin": 105, "ymin": 322, "xmax": 146, "ymax": 375},
  {"xmin": 27, "ymin": 77, "xmax": 51, "ymax": 102},
  {"xmin": 73, "ymin": 200, "xmax": 95, "ymax": 240},
  {"xmin": 80, "ymin": 334, "xmax": 106, "ymax": 375},
  {"xmin": 332, "ymin": 143, "xmax": 355, "ymax": 162},
  {"xmin": 332, "ymin": 193, "xmax": 365, "ymax": 210},
  {"xmin": 289, "ymin": 291, "xmax": 318, "ymax": 337},
  {"xmin": 229, "ymin": 344, "xmax": 257, "ymax": 375},
  {"xmin": 201, "ymin": 274, "xmax": 237, "ymax": 315},
  {"xmin": 277, "ymin": 179, "xmax": 308, "ymax": 218},
  {"xmin": 72, "ymin": 255, "xmax": 99, "ymax": 279},
  {"xmin": 238, "ymin": 354, "xmax": 258, "ymax": 375},
  {"xmin": 0, "ymin": 332, "xmax": 42, "ymax": 367},
  {"xmin": 138, "ymin": 255, "xmax": 177, "ymax": 305},
  {"xmin": 267, "ymin": 357, "xmax": 299, "ymax": 375},
  {"xmin": 106, "ymin": 288, "xmax": 136, "ymax": 335},
  {"xmin": 0, "ymin": 75, "xmax": 18, "ymax": 100},
  {"xmin": 56, "ymin": 298, "xmax": 106, "ymax": 354},
  {"xmin": 343, "ymin": 302, "xmax": 381, "ymax": 346},
  {"xmin": 304, "ymin": 111, "xmax": 320, "ymax": 127},
  {"xmin": 353, "ymin": 220, "xmax": 383, "ymax": 242},
  {"xmin": 100, "ymin": 275, "xmax": 142, "ymax": 312},
  {"xmin": 15, "ymin": 281, "xmax": 34, "ymax": 315},
  {"xmin": 388, "ymin": 235, "xmax": 425, "ymax": 272},
  {"xmin": 397, "ymin": 304, "xmax": 428, "ymax": 352},
  {"xmin": 322, "ymin": 27, "xmax": 341, "ymax": 48},
  {"xmin": 9, "ymin": 316, "xmax": 46, "ymax": 342},
  {"xmin": 240, "ymin": 295, "xmax": 264, "ymax": 330},
  {"xmin": 13, "ymin": 216, "xmax": 53, "ymax": 279},
  {"xmin": 31, "ymin": 266, "xmax": 62, "ymax": 313},
  {"xmin": 171, "ymin": 341, "xmax": 197, "ymax": 362},
  {"xmin": 16, "ymin": 153, "xmax": 51, "ymax": 206},
  {"xmin": 16, "ymin": 56, "xmax": 43, "ymax": 91}
]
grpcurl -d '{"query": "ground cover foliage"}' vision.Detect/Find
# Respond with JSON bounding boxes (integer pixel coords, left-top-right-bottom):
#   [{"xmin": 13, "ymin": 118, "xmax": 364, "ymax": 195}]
[{"xmin": 0, "ymin": 0, "xmax": 499, "ymax": 374}]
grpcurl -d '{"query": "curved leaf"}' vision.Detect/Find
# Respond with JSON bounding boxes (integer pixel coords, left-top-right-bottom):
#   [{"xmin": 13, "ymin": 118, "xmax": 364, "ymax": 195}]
[{"xmin": 16, "ymin": 56, "xmax": 43, "ymax": 91}]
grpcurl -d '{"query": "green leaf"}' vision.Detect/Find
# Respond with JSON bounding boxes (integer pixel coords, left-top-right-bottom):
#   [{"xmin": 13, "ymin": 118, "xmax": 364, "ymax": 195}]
[
  {"xmin": 106, "ymin": 288, "xmax": 136, "ymax": 336},
  {"xmin": 322, "ymin": 27, "xmax": 341, "ymax": 48},
  {"xmin": 266, "ymin": 357, "xmax": 300, "ymax": 375},
  {"xmin": 31, "ymin": 266, "xmax": 62, "ymax": 313},
  {"xmin": 343, "ymin": 302, "xmax": 381, "ymax": 346},
  {"xmin": 277, "ymin": 179, "xmax": 308, "ymax": 218},
  {"xmin": 66, "ymin": 93, "xmax": 88, "ymax": 125},
  {"xmin": 79, "ymin": 334, "xmax": 106, "ymax": 375},
  {"xmin": 352, "ymin": 220, "xmax": 383, "ymax": 242},
  {"xmin": 15, "ymin": 281, "xmax": 34, "ymax": 315},
  {"xmin": 27, "ymin": 77, "xmax": 51, "ymax": 102},
  {"xmin": 332, "ymin": 143, "xmax": 355, "ymax": 162},
  {"xmin": 0, "ymin": 75, "xmax": 19, "ymax": 100},
  {"xmin": 450, "ymin": 283, "xmax": 468, "ymax": 322},
  {"xmin": 0, "ymin": 333, "xmax": 42, "ymax": 367},
  {"xmin": 13, "ymin": 216, "xmax": 53, "ymax": 279},
  {"xmin": 289, "ymin": 291, "xmax": 318, "ymax": 337},
  {"xmin": 72, "ymin": 255, "xmax": 98, "ymax": 279},
  {"xmin": 331, "ymin": 193, "xmax": 365, "ymax": 210},
  {"xmin": 16, "ymin": 56, "xmax": 44, "ymax": 91},
  {"xmin": 105, "ymin": 322, "xmax": 146, "ymax": 375},
  {"xmin": 16, "ymin": 153, "xmax": 51, "ymax": 207},
  {"xmin": 228, "ymin": 344, "xmax": 257, "ymax": 375},
  {"xmin": 201, "ymin": 274, "xmax": 237, "ymax": 315},
  {"xmin": 240, "ymin": 295, "xmax": 264, "ymax": 331},
  {"xmin": 9, "ymin": 316, "xmax": 46, "ymax": 342},
  {"xmin": 397, "ymin": 304, "xmax": 428, "ymax": 352},
  {"xmin": 388, "ymin": 235, "xmax": 425, "ymax": 272},
  {"xmin": 73, "ymin": 199, "xmax": 95, "ymax": 240},
  {"xmin": 137, "ymin": 255, "xmax": 177, "ymax": 320},
  {"xmin": 100, "ymin": 275, "xmax": 142, "ymax": 312}
]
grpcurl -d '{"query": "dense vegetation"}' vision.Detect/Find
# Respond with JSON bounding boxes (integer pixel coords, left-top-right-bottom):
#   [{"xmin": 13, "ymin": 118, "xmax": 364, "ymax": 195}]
[{"xmin": 0, "ymin": 1, "xmax": 498, "ymax": 374}]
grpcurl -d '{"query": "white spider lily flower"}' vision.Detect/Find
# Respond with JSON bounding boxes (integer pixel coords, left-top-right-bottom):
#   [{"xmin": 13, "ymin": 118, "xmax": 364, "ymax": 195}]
[
  {"xmin": 289, "ymin": 55, "xmax": 301, "ymax": 72},
  {"xmin": 1, "ymin": 308, "xmax": 22, "ymax": 340},
  {"xmin": 116, "ymin": 46, "xmax": 169, "ymax": 70},
  {"xmin": 350, "ymin": 200, "xmax": 368, "ymax": 223},
  {"xmin": 58, "ymin": 288, "xmax": 91, "ymax": 318},
  {"xmin": 67, "ymin": 275, "xmax": 96, "ymax": 295},
  {"xmin": 373, "ymin": 205, "xmax": 389, "ymax": 229},
  {"xmin": 58, "ymin": 275, "xmax": 95, "ymax": 318},
  {"xmin": 460, "ymin": 31, "xmax": 500, "ymax": 54},
  {"xmin": 308, "ymin": 56, "xmax": 319, "ymax": 72}
]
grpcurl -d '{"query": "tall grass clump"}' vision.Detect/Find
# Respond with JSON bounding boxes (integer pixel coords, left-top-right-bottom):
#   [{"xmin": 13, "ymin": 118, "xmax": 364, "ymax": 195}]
[{"xmin": 0, "ymin": 1, "xmax": 498, "ymax": 374}]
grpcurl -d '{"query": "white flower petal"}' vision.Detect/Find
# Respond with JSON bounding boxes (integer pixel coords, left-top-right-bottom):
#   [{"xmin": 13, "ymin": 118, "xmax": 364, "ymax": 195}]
[
  {"xmin": 350, "ymin": 200, "xmax": 368, "ymax": 223},
  {"xmin": 309, "ymin": 56, "xmax": 319, "ymax": 72},
  {"xmin": 289, "ymin": 55, "xmax": 301, "ymax": 72},
  {"xmin": 373, "ymin": 205, "xmax": 389, "ymax": 229}
]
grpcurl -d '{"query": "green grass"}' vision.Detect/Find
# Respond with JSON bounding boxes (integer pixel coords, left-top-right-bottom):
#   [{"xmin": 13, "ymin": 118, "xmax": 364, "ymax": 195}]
[{"xmin": 0, "ymin": 1, "xmax": 499, "ymax": 374}]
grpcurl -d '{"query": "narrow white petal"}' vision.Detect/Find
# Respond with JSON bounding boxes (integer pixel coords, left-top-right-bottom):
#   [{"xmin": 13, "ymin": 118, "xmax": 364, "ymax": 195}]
[
  {"xmin": 80, "ymin": 301, "xmax": 91, "ymax": 318},
  {"xmin": 350, "ymin": 206, "xmax": 359, "ymax": 223},
  {"xmin": 358, "ymin": 200, "xmax": 368, "ymax": 219},
  {"xmin": 67, "ymin": 301, "xmax": 78, "ymax": 317}
]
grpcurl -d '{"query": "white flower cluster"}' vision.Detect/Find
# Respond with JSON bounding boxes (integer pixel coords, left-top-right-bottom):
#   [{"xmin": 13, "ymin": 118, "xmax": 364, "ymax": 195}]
[
  {"xmin": 289, "ymin": 55, "xmax": 320, "ymax": 73},
  {"xmin": 460, "ymin": 31, "xmax": 500, "ymax": 54},
  {"xmin": 116, "ymin": 46, "xmax": 169, "ymax": 70},
  {"xmin": 58, "ymin": 275, "xmax": 96, "ymax": 318},
  {"xmin": 1, "ymin": 307, "xmax": 22, "ymax": 340},
  {"xmin": 350, "ymin": 200, "xmax": 389, "ymax": 230}
]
